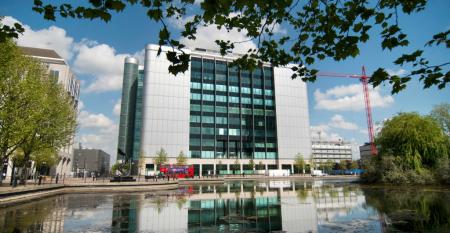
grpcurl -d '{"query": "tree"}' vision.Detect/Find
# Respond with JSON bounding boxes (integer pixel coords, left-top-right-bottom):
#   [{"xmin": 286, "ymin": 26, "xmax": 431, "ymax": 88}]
[
  {"xmin": 32, "ymin": 147, "xmax": 60, "ymax": 175},
  {"xmin": 176, "ymin": 150, "xmax": 188, "ymax": 166},
  {"xmin": 248, "ymin": 158, "xmax": 255, "ymax": 171},
  {"xmin": 0, "ymin": 40, "xmax": 39, "ymax": 183},
  {"xmin": 153, "ymin": 148, "xmax": 168, "ymax": 169},
  {"xmin": 233, "ymin": 158, "xmax": 240, "ymax": 174},
  {"xmin": 377, "ymin": 112, "xmax": 448, "ymax": 171},
  {"xmin": 0, "ymin": 40, "xmax": 76, "ymax": 184},
  {"xmin": 350, "ymin": 161, "xmax": 359, "ymax": 170},
  {"xmin": 258, "ymin": 161, "xmax": 264, "ymax": 170},
  {"xmin": 18, "ymin": 66, "xmax": 77, "ymax": 183},
  {"xmin": 24, "ymin": 0, "xmax": 449, "ymax": 94},
  {"xmin": 294, "ymin": 153, "xmax": 305, "ymax": 174},
  {"xmin": 430, "ymin": 103, "xmax": 450, "ymax": 136},
  {"xmin": 138, "ymin": 151, "xmax": 146, "ymax": 178}
]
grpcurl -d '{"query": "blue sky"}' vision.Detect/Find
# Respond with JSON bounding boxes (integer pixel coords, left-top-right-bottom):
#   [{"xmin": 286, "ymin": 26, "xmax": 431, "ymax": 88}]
[{"xmin": 1, "ymin": 1, "xmax": 449, "ymax": 161}]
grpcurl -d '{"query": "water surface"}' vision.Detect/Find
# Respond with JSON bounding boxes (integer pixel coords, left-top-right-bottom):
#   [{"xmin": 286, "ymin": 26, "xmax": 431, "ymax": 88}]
[{"xmin": 0, "ymin": 180, "xmax": 448, "ymax": 233}]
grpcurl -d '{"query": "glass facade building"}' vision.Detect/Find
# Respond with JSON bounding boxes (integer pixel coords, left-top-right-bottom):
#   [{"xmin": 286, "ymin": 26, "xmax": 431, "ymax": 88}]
[
  {"xmin": 189, "ymin": 57, "xmax": 278, "ymax": 160},
  {"xmin": 118, "ymin": 44, "xmax": 311, "ymax": 176}
]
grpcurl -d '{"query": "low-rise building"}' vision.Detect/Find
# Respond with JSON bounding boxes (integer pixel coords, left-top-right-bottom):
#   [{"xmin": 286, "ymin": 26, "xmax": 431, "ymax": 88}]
[
  {"xmin": 73, "ymin": 147, "xmax": 110, "ymax": 177},
  {"xmin": 312, "ymin": 140, "xmax": 352, "ymax": 164}
]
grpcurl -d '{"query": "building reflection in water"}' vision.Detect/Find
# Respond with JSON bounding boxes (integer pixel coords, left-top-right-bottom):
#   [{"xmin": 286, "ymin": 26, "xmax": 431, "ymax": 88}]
[
  {"xmin": 0, "ymin": 195, "xmax": 66, "ymax": 233},
  {"xmin": 127, "ymin": 180, "xmax": 370, "ymax": 233}
]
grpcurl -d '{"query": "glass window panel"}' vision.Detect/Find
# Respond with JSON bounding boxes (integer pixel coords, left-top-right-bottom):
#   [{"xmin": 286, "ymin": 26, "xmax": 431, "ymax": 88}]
[
  {"xmin": 202, "ymin": 116, "xmax": 214, "ymax": 124},
  {"xmin": 229, "ymin": 96, "xmax": 239, "ymax": 103},
  {"xmin": 242, "ymin": 108, "xmax": 252, "ymax": 115},
  {"xmin": 229, "ymin": 128, "xmax": 240, "ymax": 136},
  {"xmin": 191, "ymin": 93, "xmax": 201, "ymax": 100},
  {"xmin": 190, "ymin": 115, "xmax": 201, "ymax": 123},
  {"xmin": 241, "ymin": 87, "xmax": 251, "ymax": 94},
  {"xmin": 216, "ymin": 128, "xmax": 227, "ymax": 135},
  {"xmin": 202, "ymin": 83, "xmax": 214, "ymax": 90},
  {"xmin": 255, "ymin": 130, "xmax": 265, "ymax": 137},
  {"xmin": 254, "ymin": 109, "xmax": 264, "ymax": 115},
  {"xmin": 189, "ymin": 150, "xmax": 200, "ymax": 158},
  {"xmin": 201, "ymin": 151, "xmax": 214, "ymax": 158},
  {"xmin": 202, "ymin": 139, "xmax": 215, "ymax": 147},
  {"xmin": 189, "ymin": 138, "xmax": 200, "ymax": 146},
  {"xmin": 202, "ymin": 94, "xmax": 214, "ymax": 101},
  {"xmin": 229, "ymin": 86, "xmax": 239, "ymax": 93},
  {"xmin": 254, "ymin": 152, "xmax": 265, "ymax": 159},
  {"xmin": 203, "ymin": 105, "xmax": 214, "ymax": 112},
  {"xmin": 216, "ymin": 74, "xmax": 226, "ymax": 81},
  {"xmin": 216, "ymin": 117, "xmax": 227, "ymax": 124},
  {"xmin": 229, "ymin": 107, "xmax": 240, "ymax": 114},
  {"xmin": 242, "ymin": 129, "xmax": 251, "ymax": 136},
  {"xmin": 191, "ymin": 82, "xmax": 201, "ymax": 89},
  {"xmin": 267, "ymin": 143, "xmax": 276, "ymax": 148},
  {"xmin": 264, "ymin": 89, "xmax": 273, "ymax": 96},
  {"xmin": 265, "ymin": 99, "xmax": 274, "ymax": 106},
  {"xmin": 216, "ymin": 84, "xmax": 227, "ymax": 92},
  {"xmin": 216, "ymin": 106, "xmax": 227, "ymax": 113},
  {"xmin": 242, "ymin": 97, "xmax": 251, "ymax": 104},
  {"xmin": 190, "ymin": 104, "xmax": 201, "ymax": 111},
  {"xmin": 192, "ymin": 71, "xmax": 202, "ymax": 79},
  {"xmin": 253, "ymin": 88, "xmax": 262, "ymax": 95},
  {"xmin": 254, "ymin": 98, "xmax": 263, "ymax": 105},
  {"xmin": 266, "ymin": 152, "xmax": 277, "ymax": 159},
  {"xmin": 229, "ymin": 117, "xmax": 240, "ymax": 125},
  {"xmin": 216, "ymin": 95, "xmax": 227, "ymax": 102},
  {"xmin": 190, "ymin": 126, "xmax": 200, "ymax": 134},
  {"xmin": 202, "ymin": 127, "xmax": 214, "ymax": 135},
  {"xmin": 266, "ymin": 110, "xmax": 275, "ymax": 116},
  {"xmin": 255, "ymin": 143, "xmax": 265, "ymax": 148}
]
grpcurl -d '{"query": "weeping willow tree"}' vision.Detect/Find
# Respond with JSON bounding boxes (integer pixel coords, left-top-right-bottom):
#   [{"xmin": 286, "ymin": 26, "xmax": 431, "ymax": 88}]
[{"xmin": 377, "ymin": 112, "xmax": 448, "ymax": 171}]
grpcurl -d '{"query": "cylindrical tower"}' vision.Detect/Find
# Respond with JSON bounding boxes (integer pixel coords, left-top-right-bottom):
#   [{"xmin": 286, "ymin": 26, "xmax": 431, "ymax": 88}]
[{"xmin": 117, "ymin": 57, "xmax": 139, "ymax": 162}]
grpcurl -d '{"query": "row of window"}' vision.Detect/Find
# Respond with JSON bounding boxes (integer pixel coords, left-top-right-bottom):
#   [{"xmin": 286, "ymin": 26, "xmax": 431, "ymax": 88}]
[
  {"xmin": 190, "ymin": 93, "xmax": 274, "ymax": 105},
  {"xmin": 189, "ymin": 150, "xmax": 278, "ymax": 159},
  {"xmin": 190, "ymin": 83, "xmax": 274, "ymax": 96},
  {"xmin": 189, "ymin": 127, "xmax": 276, "ymax": 137},
  {"xmin": 190, "ymin": 106, "xmax": 275, "ymax": 116}
]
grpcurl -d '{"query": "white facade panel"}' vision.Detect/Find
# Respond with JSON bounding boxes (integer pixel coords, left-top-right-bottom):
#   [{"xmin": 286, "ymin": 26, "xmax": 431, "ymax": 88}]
[
  {"xmin": 141, "ymin": 44, "xmax": 191, "ymax": 158},
  {"xmin": 274, "ymin": 66, "xmax": 311, "ymax": 160}
]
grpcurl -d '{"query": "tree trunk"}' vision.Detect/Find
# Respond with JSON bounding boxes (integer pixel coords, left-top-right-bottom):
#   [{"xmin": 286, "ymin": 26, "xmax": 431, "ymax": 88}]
[{"xmin": 19, "ymin": 152, "xmax": 31, "ymax": 185}]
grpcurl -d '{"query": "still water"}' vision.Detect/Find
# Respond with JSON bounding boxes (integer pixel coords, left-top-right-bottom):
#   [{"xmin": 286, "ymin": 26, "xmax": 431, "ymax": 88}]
[{"xmin": 0, "ymin": 180, "xmax": 449, "ymax": 233}]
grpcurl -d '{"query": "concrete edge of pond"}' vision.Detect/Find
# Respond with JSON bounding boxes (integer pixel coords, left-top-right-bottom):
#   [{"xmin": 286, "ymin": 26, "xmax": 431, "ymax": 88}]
[{"xmin": 0, "ymin": 182, "xmax": 179, "ymax": 208}]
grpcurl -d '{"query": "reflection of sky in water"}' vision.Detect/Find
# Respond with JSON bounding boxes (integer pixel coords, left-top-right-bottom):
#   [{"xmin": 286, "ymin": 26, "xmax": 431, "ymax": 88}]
[
  {"xmin": 0, "ymin": 180, "xmax": 448, "ymax": 233},
  {"xmin": 62, "ymin": 194, "xmax": 114, "ymax": 233}
]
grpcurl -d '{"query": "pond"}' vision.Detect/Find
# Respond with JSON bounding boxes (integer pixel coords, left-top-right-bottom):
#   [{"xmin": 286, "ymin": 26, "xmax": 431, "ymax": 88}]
[{"xmin": 0, "ymin": 180, "xmax": 449, "ymax": 232}]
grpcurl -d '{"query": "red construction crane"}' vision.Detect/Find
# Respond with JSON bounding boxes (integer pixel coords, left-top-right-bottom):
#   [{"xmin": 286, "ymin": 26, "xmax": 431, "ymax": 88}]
[{"xmin": 317, "ymin": 66, "xmax": 378, "ymax": 156}]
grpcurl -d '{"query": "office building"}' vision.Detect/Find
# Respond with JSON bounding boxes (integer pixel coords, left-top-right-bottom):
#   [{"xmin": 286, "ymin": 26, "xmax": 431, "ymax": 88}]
[
  {"xmin": 311, "ymin": 140, "xmax": 352, "ymax": 164},
  {"xmin": 73, "ymin": 147, "xmax": 111, "ymax": 177},
  {"xmin": 118, "ymin": 44, "xmax": 311, "ymax": 176}
]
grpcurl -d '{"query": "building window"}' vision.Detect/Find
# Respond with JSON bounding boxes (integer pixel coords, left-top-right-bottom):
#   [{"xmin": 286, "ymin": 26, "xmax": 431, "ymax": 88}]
[
  {"xmin": 216, "ymin": 84, "xmax": 227, "ymax": 92},
  {"xmin": 202, "ymin": 116, "xmax": 214, "ymax": 124},
  {"xmin": 216, "ymin": 117, "xmax": 227, "ymax": 124},
  {"xmin": 191, "ymin": 82, "xmax": 201, "ymax": 89},
  {"xmin": 191, "ymin": 93, "xmax": 201, "ymax": 100}
]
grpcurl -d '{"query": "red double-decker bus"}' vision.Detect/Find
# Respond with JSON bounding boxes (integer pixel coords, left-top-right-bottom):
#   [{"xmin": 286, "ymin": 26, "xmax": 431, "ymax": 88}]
[{"xmin": 160, "ymin": 164, "xmax": 194, "ymax": 178}]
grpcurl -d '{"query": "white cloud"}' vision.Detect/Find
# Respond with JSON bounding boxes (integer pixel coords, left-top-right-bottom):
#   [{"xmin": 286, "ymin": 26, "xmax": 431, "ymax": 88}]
[
  {"xmin": 78, "ymin": 110, "xmax": 115, "ymax": 129},
  {"xmin": 3, "ymin": 16, "xmax": 74, "ymax": 60},
  {"xmin": 310, "ymin": 125, "xmax": 343, "ymax": 141},
  {"xmin": 314, "ymin": 84, "xmax": 394, "ymax": 111},
  {"xmin": 329, "ymin": 114, "xmax": 359, "ymax": 130},
  {"xmin": 72, "ymin": 40, "xmax": 130, "ymax": 93},
  {"xmin": 113, "ymin": 99, "xmax": 121, "ymax": 116},
  {"xmin": 386, "ymin": 68, "xmax": 407, "ymax": 76},
  {"xmin": 77, "ymin": 110, "xmax": 118, "ymax": 160},
  {"xmin": 174, "ymin": 13, "xmax": 285, "ymax": 54},
  {"xmin": 180, "ymin": 23, "xmax": 256, "ymax": 54}
]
